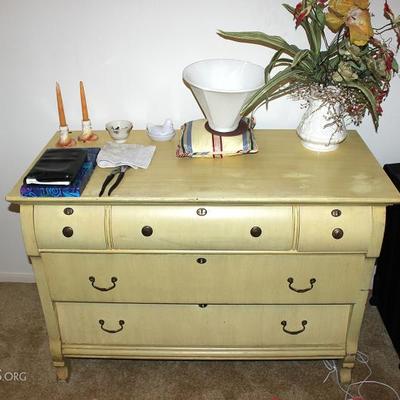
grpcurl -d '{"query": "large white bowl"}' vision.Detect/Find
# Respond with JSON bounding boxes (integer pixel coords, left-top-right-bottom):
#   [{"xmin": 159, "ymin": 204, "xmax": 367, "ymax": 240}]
[{"xmin": 183, "ymin": 59, "xmax": 264, "ymax": 132}]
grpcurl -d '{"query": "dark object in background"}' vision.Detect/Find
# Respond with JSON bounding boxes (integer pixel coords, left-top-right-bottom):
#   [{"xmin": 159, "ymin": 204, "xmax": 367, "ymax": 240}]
[{"xmin": 371, "ymin": 163, "xmax": 400, "ymax": 366}]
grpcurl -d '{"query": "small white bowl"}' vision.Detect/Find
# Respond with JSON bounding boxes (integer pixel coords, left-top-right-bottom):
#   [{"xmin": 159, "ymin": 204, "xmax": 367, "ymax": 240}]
[
  {"xmin": 146, "ymin": 120, "xmax": 176, "ymax": 142},
  {"xmin": 147, "ymin": 130, "xmax": 175, "ymax": 142},
  {"xmin": 105, "ymin": 120, "xmax": 133, "ymax": 143}
]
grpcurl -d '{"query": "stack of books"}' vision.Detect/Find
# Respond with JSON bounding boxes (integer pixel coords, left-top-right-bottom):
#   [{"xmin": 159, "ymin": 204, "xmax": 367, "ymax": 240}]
[{"xmin": 20, "ymin": 148, "xmax": 100, "ymax": 197}]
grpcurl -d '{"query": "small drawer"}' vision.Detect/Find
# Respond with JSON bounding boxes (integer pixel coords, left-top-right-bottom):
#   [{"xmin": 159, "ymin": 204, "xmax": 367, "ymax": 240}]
[
  {"xmin": 34, "ymin": 205, "xmax": 107, "ymax": 250},
  {"xmin": 43, "ymin": 253, "xmax": 368, "ymax": 304},
  {"xmin": 298, "ymin": 206, "xmax": 372, "ymax": 252},
  {"xmin": 111, "ymin": 205, "xmax": 294, "ymax": 250},
  {"xmin": 56, "ymin": 303, "xmax": 351, "ymax": 348}
]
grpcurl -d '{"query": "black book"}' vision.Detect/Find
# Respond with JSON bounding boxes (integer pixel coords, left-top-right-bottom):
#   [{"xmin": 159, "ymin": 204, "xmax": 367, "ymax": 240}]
[{"xmin": 24, "ymin": 148, "xmax": 87, "ymax": 185}]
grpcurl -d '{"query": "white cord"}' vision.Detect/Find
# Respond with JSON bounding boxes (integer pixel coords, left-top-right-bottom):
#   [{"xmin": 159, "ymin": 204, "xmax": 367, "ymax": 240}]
[{"xmin": 322, "ymin": 351, "xmax": 400, "ymax": 400}]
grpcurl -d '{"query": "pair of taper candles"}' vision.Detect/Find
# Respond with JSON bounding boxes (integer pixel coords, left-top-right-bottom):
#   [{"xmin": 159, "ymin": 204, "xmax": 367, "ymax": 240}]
[{"xmin": 56, "ymin": 81, "xmax": 98, "ymax": 147}]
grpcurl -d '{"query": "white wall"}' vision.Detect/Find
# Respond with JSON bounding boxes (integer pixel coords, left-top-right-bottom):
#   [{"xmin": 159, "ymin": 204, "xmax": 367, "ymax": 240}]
[{"xmin": 1, "ymin": 0, "xmax": 399, "ymax": 281}]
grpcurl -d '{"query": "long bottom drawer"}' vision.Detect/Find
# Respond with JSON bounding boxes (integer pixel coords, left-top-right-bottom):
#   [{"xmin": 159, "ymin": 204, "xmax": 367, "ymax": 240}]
[{"xmin": 56, "ymin": 303, "xmax": 351, "ymax": 347}]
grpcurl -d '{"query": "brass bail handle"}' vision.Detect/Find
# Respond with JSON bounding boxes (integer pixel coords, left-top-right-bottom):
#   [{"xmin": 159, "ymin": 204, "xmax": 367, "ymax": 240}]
[
  {"xmin": 89, "ymin": 276, "xmax": 118, "ymax": 292},
  {"xmin": 281, "ymin": 320, "xmax": 308, "ymax": 335},
  {"xmin": 287, "ymin": 277, "xmax": 316, "ymax": 293},
  {"xmin": 98, "ymin": 319, "xmax": 125, "ymax": 334}
]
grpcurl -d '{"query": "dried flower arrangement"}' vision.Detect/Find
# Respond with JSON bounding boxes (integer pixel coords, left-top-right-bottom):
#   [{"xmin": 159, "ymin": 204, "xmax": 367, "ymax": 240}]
[{"xmin": 219, "ymin": 0, "xmax": 400, "ymax": 131}]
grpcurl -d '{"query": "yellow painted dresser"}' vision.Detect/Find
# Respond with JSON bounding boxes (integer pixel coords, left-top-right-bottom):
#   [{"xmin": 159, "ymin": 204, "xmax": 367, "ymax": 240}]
[{"xmin": 6, "ymin": 130, "xmax": 400, "ymax": 383}]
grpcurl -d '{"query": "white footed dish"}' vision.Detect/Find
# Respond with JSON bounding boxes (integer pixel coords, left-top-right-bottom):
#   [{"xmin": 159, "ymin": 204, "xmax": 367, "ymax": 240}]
[{"xmin": 147, "ymin": 119, "xmax": 175, "ymax": 142}]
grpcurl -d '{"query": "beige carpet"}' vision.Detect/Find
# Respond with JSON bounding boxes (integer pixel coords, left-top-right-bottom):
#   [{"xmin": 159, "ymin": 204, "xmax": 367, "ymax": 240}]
[{"xmin": 0, "ymin": 283, "xmax": 399, "ymax": 400}]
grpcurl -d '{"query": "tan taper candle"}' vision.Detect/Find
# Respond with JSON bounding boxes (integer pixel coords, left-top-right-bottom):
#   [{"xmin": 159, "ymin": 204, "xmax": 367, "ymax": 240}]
[
  {"xmin": 80, "ymin": 81, "xmax": 89, "ymax": 121},
  {"xmin": 56, "ymin": 82, "xmax": 67, "ymax": 127}
]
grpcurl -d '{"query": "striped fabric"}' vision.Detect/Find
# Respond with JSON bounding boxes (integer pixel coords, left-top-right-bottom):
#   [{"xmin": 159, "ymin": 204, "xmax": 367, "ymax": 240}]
[{"xmin": 176, "ymin": 118, "xmax": 258, "ymax": 158}]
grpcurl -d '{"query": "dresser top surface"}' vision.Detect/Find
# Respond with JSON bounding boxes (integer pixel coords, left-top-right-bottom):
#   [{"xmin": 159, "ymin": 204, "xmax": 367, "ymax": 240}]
[{"xmin": 6, "ymin": 129, "xmax": 400, "ymax": 204}]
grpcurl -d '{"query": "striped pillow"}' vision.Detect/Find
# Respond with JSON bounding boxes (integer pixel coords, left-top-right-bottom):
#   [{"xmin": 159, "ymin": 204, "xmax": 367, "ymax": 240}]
[{"xmin": 176, "ymin": 118, "xmax": 258, "ymax": 158}]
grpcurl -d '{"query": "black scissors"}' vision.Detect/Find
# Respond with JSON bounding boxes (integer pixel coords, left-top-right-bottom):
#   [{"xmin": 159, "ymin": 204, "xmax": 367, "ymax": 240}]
[{"xmin": 99, "ymin": 166, "xmax": 128, "ymax": 196}]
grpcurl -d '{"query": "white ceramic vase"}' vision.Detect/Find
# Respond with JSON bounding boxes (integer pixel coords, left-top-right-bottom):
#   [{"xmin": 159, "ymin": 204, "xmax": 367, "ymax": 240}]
[{"xmin": 297, "ymin": 98, "xmax": 348, "ymax": 152}]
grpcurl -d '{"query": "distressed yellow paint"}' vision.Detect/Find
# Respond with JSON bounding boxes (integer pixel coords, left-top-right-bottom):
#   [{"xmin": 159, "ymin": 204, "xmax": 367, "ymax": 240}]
[{"xmin": 6, "ymin": 130, "xmax": 400, "ymax": 383}]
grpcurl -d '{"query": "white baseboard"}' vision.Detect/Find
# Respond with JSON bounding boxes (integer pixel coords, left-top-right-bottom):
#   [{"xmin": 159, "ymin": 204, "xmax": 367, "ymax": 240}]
[{"xmin": 0, "ymin": 272, "xmax": 35, "ymax": 283}]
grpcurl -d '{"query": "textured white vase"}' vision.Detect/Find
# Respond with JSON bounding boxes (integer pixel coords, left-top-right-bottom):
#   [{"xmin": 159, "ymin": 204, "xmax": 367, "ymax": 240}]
[{"xmin": 297, "ymin": 99, "xmax": 348, "ymax": 152}]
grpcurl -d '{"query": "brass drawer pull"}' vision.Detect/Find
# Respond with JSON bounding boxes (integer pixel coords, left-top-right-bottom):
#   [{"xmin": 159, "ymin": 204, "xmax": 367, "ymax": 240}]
[
  {"xmin": 197, "ymin": 258, "xmax": 207, "ymax": 264},
  {"xmin": 141, "ymin": 226, "xmax": 153, "ymax": 237},
  {"xmin": 89, "ymin": 276, "xmax": 118, "ymax": 292},
  {"xmin": 250, "ymin": 226, "xmax": 262, "ymax": 237},
  {"xmin": 99, "ymin": 319, "xmax": 125, "ymax": 334},
  {"xmin": 287, "ymin": 277, "xmax": 316, "ymax": 293},
  {"xmin": 62, "ymin": 226, "xmax": 73, "ymax": 238},
  {"xmin": 198, "ymin": 304, "xmax": 208, "ymax": 308},
  {"xmin": 281, "ymin": 320, "xmax": 308, "ymax": 335},
  {"xmin": 332, "ymin": 228, "xmax": 344, "ymax": 239},
  {"xmin": 196, "ymin": 208, "xmax": 207, "ymax": 216},
  {"xmin": 63, "ymin": 207, "xmax": 74, "ymax": 215}
]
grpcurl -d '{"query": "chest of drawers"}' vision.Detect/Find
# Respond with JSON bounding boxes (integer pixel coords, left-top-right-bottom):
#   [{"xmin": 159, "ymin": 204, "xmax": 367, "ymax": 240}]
[{"xmin": 7, "ymin": 129, "xmax": 399, "ymax": 383}]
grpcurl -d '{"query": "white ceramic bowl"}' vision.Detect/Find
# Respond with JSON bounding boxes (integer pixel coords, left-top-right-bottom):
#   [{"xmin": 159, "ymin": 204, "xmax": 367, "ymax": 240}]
[
  {"xmin": 146, "ymin": 119, "xmax": 176, "ymax": 142},
  {"xmin": 146, "ymin": 129, "xmax": 175, "ymax": 142},
  {"xmin": 105, "ymin": 120, "xmax": 133, "ymax": 143},
  {"xmin": 182, "ymin": 59, "xmax": 264, "ymax": 132}
]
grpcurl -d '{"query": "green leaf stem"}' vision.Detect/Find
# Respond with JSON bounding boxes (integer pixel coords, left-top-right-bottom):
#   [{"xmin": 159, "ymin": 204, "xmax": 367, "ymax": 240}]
[
  {"xmin": 342, "ymin": 81, "xmax": 379, "ymax": 130},
  {"xmin": 241, "ymin": 68, "xmax": 306, "ymax": 116}
]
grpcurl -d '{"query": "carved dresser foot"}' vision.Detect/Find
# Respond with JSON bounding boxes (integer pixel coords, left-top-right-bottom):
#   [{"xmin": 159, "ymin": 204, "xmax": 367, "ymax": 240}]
[
  {"xmin": 339, "ymin": 356, "xmax": 355, "ymax": 384},
  {"xmin": 54, "ymin": 362, "xmax": 69, "ymax": 382}
]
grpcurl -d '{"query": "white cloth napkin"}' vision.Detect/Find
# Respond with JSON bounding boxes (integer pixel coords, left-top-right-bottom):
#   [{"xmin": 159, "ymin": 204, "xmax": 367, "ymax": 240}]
[{"xmin": 96, "ymin": 142, "xmax": 156, "ymax": 169}]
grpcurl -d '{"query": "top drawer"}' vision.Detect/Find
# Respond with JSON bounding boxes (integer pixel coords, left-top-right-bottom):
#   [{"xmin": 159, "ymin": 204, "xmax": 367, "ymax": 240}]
[
  {"xmin": 298, "ymin": 206, "xmax": 372, "ymax": 252},
  {"xmin": 34, "ymin": 205, "xmax": 107, "ymax": 250},
  {"xmin": 111, "ymin": 206, "xmax": 294, "ymax": 251}
]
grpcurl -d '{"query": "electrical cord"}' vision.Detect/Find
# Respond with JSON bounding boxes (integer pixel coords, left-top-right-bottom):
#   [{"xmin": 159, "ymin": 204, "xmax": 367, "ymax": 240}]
[{"xmin": 322, "ymin": 351, "xmax": 400, "ymax": 400}]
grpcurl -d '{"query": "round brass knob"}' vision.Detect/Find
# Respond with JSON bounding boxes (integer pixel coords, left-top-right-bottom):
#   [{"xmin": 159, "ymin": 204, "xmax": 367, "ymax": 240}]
[
  {"xmin": 63, "ymin": 207, "xmax": 74, "ymax": 215},
  {"xmin": 62, "ymin": 226, "xmax": 73, "ymax": 238},
  {"xmin": 332, "ymin": 228, "xmax": 344, "ymax": 239},
  {"xmin": 197, "ymin": 258, "xmax": 207, "ymax": 264},
  {"xmin": 141, "ymin": 226, "xmax": 153, "ymax": 237},
  {"xmin": 250, "ymin": 226, "xmax": 262, "ymax": 237},
  {"xmin": 331, "ymin": 209, "xmax": 342, "ymax": 217}
]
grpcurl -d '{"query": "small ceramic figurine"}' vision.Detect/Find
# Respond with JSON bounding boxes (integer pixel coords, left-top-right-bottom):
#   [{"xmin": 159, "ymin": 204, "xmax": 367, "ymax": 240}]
[
  {"xmin": 78, "ymin": 81, "xmax": 98, "ymax": 142},
  {"xmin": 147, "ymin": 119, "xmax": 175, "ymax": 141},
  {"xmin": 55, "ymin": 82, "xmax": 75, "ymax": 147}
]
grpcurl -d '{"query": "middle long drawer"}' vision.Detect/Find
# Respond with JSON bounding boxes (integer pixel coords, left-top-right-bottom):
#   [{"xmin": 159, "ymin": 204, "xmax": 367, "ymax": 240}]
[{"xmin": 42, "ymin": 253, "xmax": 369, "ymax": 303}]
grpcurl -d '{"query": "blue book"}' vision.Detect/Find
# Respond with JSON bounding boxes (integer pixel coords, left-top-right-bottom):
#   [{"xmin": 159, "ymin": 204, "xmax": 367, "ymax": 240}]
[{"xmin": 20, "ymin": 148, "xmax": 100, "ymax": 197}]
